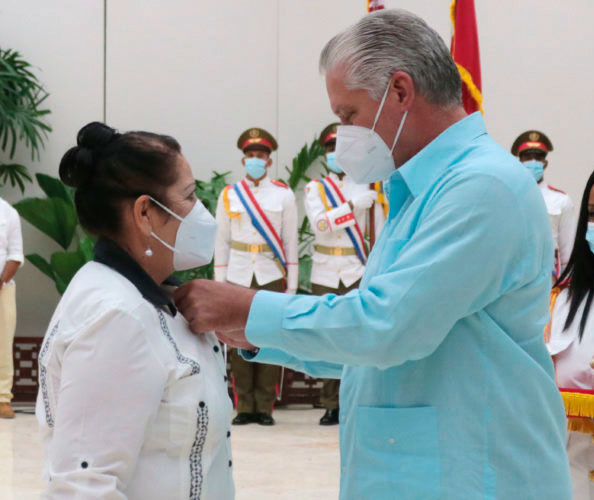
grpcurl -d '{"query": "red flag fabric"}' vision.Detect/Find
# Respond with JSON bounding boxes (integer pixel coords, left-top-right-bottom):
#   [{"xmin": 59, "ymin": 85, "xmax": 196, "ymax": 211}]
[
  {"xmin": 450, "ymin": 0, "xmax": 483, "ymax": 114},
  {"xmin": 367, "ymin": 0, "xmax": 385, "ymax": 12}
]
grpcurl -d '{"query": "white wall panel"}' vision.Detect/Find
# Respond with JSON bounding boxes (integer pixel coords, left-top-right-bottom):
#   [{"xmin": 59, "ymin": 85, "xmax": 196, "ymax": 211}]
[{"xmin": 107, "ymin": 0, "xmax": 278, "ymax": 184}]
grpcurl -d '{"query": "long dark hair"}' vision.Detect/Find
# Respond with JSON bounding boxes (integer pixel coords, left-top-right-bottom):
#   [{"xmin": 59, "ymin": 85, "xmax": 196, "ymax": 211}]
[
  {"xmin": 555, "ymin": 169, "xmax": 594, "ymax": 340},
  {"xmin": 59, "ymin": 122, "xmax": 181, "ymax": 237}
]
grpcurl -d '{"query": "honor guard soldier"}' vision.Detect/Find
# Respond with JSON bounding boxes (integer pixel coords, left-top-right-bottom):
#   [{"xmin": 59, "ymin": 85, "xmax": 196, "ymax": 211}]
[
  {"xmin": 512, "ymin": 130, "xmax": 576, "ymax": 279},
  {"xmin": 304, "ymin": 123, "xmax": 383, "ymax": 425},
  {"xmin": 214, "ymin": 127, "xmax": 298, "ymax": 426}
]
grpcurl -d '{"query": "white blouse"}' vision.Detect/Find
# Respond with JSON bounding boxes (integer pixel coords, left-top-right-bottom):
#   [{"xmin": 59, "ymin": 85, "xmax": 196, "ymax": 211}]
[
  {"xmin": 36, "ymin": 261, "xmax": 235, "ymax": 499},
  {"xmin": 548, "ymin": 288, "xmax": 594, "ymax": 390}
]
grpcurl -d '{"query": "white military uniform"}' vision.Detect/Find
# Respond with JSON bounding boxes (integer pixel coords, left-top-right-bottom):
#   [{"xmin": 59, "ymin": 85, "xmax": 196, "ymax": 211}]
[
  {"xmin": 539, "ymin": 182, "xmax": 575, "ymax": 275},
  {"xmin": 37, "ymin": 260, "xmax": 234, "ymax": 499},
  {"xmin": 215, "ymin": 176, "xmax": 298, "ymax": 293},
  {"xmin": 304, "ymin": 173, "xmax": 385, "ymax": 289},
  {"xmin": 548, "ymin": 288, "xmax": 594, "ymax": 500}
]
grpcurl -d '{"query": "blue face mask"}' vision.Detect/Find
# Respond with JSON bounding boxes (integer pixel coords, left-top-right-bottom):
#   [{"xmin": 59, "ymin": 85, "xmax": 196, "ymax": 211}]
[
  {"xmin": 245, "ymin": 157, "xmax": 267, "ymax": 179},
  {"xmin": 325, "ymin": 152, "xmax": 343, "ymax": 174},
  {"xmin": 523, "ymin": 160, "xmax": 545, "ymax": 182},
  {"xmin": 586, "ymin": 223, "xmax": 594, "ymax": 254}
]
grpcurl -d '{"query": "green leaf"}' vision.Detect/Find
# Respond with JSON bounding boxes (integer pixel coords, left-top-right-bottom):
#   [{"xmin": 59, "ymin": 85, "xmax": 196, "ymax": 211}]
[
  {"xmin": 14, "ymin": 197, "xmax": 78, "ymax": 249},
  {"xmin": 77, "ymin": 236, "xmax": 96, "ymax": 262},
  {"xmin": 173, "ymin": 261, "xmax": 213, "ymax": 283},
  {"xmin": 298, "ymin": 256, "xmax": 312, "ymax": 294},
  {"xmin": 0, "ymin": 163, "xmax": 32, "ymax": 193},
  {"xmin": 25, "ymin": 253, "xmax": 55, "ymax": 281},
  {"xmin": 0, "ymin": 48, "xmax": 51, "ymax": 160},
  {"xmin": 50, "ymin": 251, "xmax": 86, "ymax": 294},
  {"xmin": 35, "ymin": 173, "xmax": 74, "ymax": 204}
]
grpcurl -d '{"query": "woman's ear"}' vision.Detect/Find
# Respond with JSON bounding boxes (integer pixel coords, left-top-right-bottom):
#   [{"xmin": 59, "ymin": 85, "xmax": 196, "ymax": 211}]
[{"xmin": 132, "ymin": 195, "xmax": 154, "ymax": 237}]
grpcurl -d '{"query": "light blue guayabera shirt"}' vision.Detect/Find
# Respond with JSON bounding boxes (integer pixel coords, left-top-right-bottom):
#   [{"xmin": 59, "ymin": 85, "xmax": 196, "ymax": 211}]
[{"xmin": 243, "ymin": 113, "xmax": 571, "ymax": 500}]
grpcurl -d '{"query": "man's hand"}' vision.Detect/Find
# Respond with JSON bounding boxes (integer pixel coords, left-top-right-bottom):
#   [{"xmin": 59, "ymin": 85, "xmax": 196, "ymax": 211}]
[
  {"xmin": 174, "ymin": 279, "xmax": 257, "ymax": 334},
  {"xmin": 216, "ymin": 330, "xmax": 257, "ymax": 350}
]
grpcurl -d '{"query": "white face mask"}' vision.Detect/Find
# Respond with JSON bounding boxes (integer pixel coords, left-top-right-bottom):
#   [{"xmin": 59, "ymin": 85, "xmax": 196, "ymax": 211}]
[
  {"xmin": 335, "ymin": 81, "xmax": 408, "ymax": 184},
  {"xmin": 149, "ymin": 197, "xmax": 218, "ymax": 271}
]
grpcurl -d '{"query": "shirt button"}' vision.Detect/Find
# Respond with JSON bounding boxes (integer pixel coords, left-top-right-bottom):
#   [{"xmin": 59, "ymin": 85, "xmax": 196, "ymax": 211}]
[
  {"xmin": 224, "ymin": 375, "xmax": 228, "ymax": 382},
  {"xmin": 388, "ymin": 438, "xmax": 396, "ymax": 445},
  {"xmin": 252, "ymin": 259, "xmax": 256, "ymax": 264},
  {"xmin": 341, "ymin": 415, "xmax": 346, "ymax": 422},
  {"xmin": 227, "ymin": 431, "xmax": 231, "ymax": 438},
  {"xmin": 81, "ymin": 461, "xmax": 89, "ymax": 469},
  {"xmin": 337, "ymin": 268, "xmax": 341, "ymax": 273},
  {"xmin": 213, "ymin": 345, "xmax": 220, "ymax": 353},
  {"xmin": 229, "ymin": 460, "xmax": 233, "ymax": 467}
]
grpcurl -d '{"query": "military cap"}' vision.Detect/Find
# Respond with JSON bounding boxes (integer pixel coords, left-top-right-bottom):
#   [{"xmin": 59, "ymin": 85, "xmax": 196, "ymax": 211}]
[
  {"xmin": 319, "ymin": 123, "xmax": 340, "ymax": 146},
  {"xmin": 511, "ymin": 130, "xmax": 553, "ymax": 156},
  {"xmin": 237, "ymin": 127, "xmax": 277, "ymax": 153}
]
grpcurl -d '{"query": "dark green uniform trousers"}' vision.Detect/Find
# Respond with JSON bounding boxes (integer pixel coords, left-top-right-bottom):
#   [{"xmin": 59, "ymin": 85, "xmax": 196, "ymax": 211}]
[
  {"xmin": 311, "ymin": 280, "xmax": 361, "ymax": 410},
  {"xmin": 230, "ymin": 277, "xmax": 284, "ymax": 414}
]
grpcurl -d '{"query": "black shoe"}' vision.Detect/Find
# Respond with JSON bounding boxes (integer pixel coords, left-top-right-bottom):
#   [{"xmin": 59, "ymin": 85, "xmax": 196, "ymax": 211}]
[
  {"xmin": 232, "ymin": 412, "xmax": 255, "ymax": 425},
  {"xmin": 255, "ymin": 412, "xmax": 275, "ymax": 426},
  {"xmin": 319, "ymin": 408, "xmax": 339, "ymax": 426}
]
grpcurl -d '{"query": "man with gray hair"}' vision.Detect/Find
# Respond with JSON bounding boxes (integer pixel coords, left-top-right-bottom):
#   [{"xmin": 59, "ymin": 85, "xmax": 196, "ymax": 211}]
[{"xmin": 176, "ymin": 9, "xmax": 572, "ymax": 499}]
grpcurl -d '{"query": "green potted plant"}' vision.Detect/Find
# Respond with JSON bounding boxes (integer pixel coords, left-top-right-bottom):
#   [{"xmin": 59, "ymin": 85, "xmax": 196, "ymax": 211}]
[{"xmin": 0, "ymin": 48, "xmax": 51, "ymax": 193}]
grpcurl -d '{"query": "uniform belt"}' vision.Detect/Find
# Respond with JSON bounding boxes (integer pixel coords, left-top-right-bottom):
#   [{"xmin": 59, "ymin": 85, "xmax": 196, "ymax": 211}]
[
  {"xmin": 314, "ymin": 245, "xmax": 357, "ymax": 257},
  {"xmin": 231, "ymin": 241, "xmax": 272, "ymax": 253}
]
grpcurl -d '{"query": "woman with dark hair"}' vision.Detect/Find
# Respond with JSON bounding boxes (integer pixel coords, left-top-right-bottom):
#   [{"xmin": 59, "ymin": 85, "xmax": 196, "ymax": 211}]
[
  {"xmin": 547, "ymin": 170, "xmax": 594, "ymax": 499},
  {"xmin": 35, "ymin": 122, "xmax": 234, "ymax": 499}
]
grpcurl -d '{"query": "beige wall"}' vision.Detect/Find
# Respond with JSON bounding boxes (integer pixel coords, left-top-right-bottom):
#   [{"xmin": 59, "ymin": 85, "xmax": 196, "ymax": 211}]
[{"xmin": 1, "ymin": 0, "xmax": 593, "ymax": 336}]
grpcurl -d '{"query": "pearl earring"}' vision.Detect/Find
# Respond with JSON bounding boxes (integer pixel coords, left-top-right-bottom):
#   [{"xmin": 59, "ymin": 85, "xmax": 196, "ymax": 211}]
[{"xmin": 145, "ymin": 248, "xmax": 153, "ymax": 257}]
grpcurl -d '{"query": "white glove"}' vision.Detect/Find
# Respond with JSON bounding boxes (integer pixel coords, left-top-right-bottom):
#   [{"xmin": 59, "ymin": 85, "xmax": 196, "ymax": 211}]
[{"xmin": 351, "ymin": 190, "xmax": 378, "ymax": 210}]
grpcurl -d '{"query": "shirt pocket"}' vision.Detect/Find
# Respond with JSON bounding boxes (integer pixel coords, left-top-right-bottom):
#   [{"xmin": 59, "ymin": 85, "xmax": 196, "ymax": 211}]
[
  {"xmin": 352, "ymin": 405, "xmax": 441, "ymax": 499},
  {"xmin": 160, "ymin": 374, "xmax": 203, "ymax": 454}
]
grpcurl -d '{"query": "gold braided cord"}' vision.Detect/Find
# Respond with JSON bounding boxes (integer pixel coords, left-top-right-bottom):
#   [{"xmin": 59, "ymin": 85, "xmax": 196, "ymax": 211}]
[
  {"xmin": 223, "ymin": 186, "xmax": 241, "ymax": 221},
  {"xmin": 455, "ymin": 63, "xmax": 484, "ymax": 114},
  {"xmin": 316, "ymin": 180, "xmax": 331, "ymax": 211}
]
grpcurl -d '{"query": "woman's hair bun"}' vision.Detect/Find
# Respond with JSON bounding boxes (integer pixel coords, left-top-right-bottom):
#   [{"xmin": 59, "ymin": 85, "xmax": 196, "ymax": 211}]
[
  {"xmin": 76, "ymin": 121, "xmax": 119, "ymax": 151},
  {"xmin": 59, "ymin": 122, "xmax": 120, "ymax": 188}
]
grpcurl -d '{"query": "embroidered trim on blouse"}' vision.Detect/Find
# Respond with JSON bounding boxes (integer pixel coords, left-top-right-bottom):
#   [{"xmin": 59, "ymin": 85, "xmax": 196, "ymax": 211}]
[
  {"xmin": 156, "ymin": 308, "xmax": 200, "ymax": 375},
  {"xmin": 39, "ymin": 322, "xmax": 60, "ymax": 428},
  {"xmin": 189, "ymin": 403, "xmax": 209, "ymax": 499}
]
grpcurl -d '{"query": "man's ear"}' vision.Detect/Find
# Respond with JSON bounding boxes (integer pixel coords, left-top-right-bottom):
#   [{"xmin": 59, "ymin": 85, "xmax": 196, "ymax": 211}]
[
  {"xmin": 543, "ymin": 159, "xmax": 549, "ymax": 170},
  {"xmin": 241, "ymin": 157, "xmax": 246, "ymax": 167},
  {"xmin": 266, "ymin": 157, "xmax": 273, "ymax": 168},
  {"xmin": 132, "ymin": 195, "xmax": 154, "ymax": 237},
  {"xmin": 390, "ymin": 71, "xmax": 415, "ymax": 111}
]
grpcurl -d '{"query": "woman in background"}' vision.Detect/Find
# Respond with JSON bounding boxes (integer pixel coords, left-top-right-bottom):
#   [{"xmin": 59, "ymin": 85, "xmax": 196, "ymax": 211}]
[
  {"xmin": 547, "ymin": 169, "xmax": 594, "ymax": 500},
  {"xmin": 36, "ymin": 122, "xmax": 234, "ymax": 499}
]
